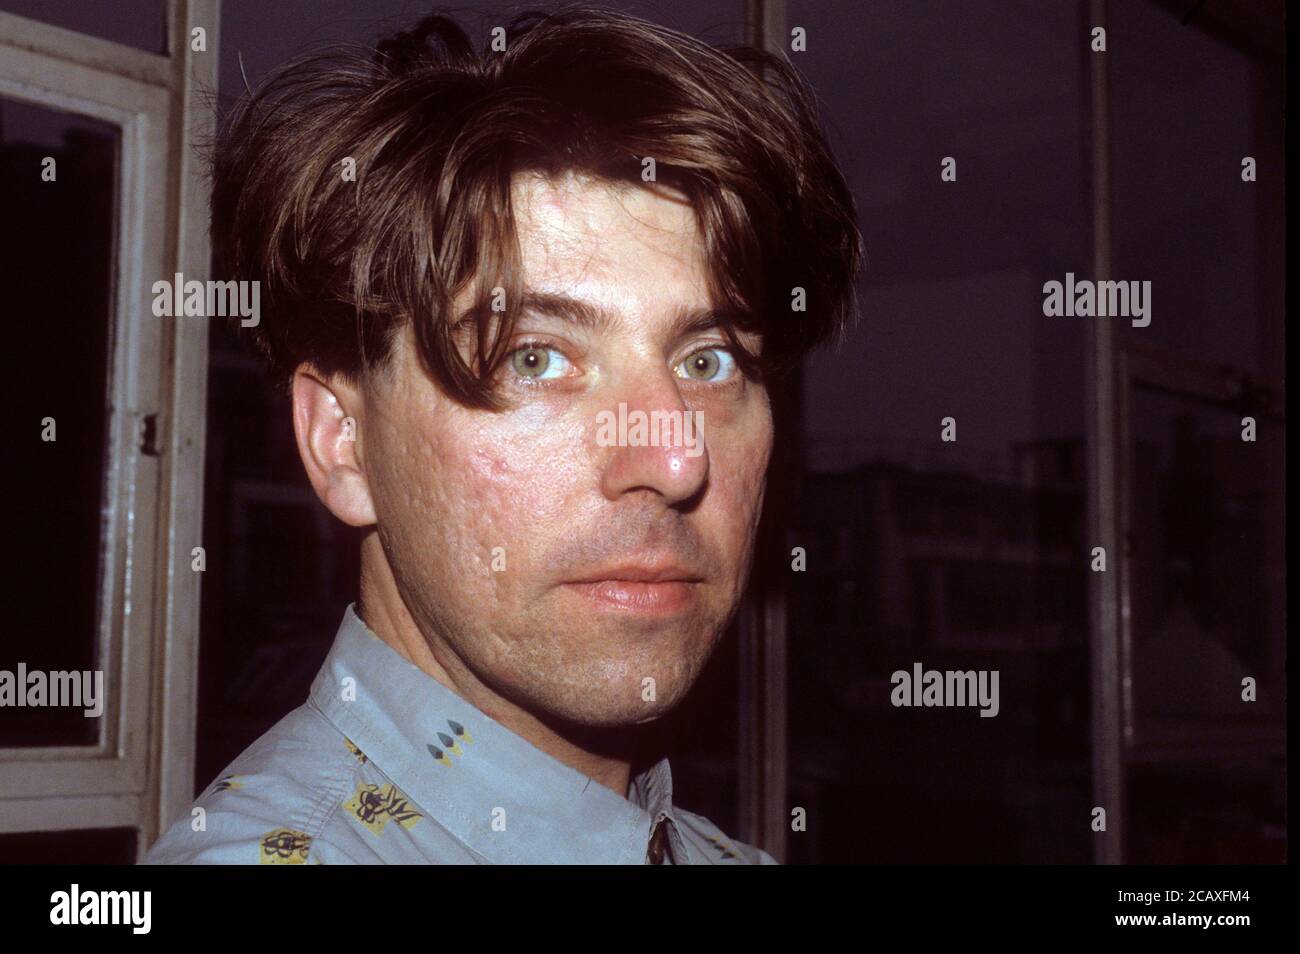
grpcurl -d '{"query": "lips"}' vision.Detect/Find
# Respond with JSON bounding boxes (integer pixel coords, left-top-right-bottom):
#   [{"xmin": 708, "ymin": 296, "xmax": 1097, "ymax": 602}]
[
  {"xmin": 567, "ymin": 563, "xmax": 703, "ymax": 584},
  {"xmin": 561, "ymin": 562, "xmax": 704, "ymax": 614}
]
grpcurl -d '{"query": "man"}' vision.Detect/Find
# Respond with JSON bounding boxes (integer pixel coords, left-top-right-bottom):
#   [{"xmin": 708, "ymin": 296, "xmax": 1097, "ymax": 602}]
[{"xmin": 146, "ymin": 5, "xmax": 859, "ymax": 864}]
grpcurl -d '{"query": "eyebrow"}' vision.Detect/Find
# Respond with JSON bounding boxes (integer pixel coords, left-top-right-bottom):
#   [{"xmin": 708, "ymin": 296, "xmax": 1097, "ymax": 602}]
[{"xmin": 516, "ymin": 291, "xmax": 741, "ymax": 340}]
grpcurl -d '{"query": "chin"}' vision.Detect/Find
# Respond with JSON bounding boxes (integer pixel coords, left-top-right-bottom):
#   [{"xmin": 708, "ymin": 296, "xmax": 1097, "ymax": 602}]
[
  {"xmin": 551, "ymin": 672, "xmax": 696, "ymax": 728},
  {"xmin": 561, "ymin": 697, "xmax": 681, "ymax": 728}
]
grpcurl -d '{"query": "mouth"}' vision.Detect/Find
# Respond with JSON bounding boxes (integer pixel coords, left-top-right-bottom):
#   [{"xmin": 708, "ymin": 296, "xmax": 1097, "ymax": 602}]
[{"xmin": 561, "ymin": 563, "xmax": 704, "ymax": 614}]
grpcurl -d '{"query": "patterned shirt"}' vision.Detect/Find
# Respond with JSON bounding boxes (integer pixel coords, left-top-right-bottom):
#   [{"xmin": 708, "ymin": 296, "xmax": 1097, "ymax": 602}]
[{"xmin": 143, "ymin": 604, "xmax": 777, "ymax": 865}]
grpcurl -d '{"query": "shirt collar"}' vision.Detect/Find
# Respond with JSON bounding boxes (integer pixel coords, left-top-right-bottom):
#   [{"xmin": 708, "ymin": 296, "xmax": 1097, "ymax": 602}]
[{"xmin": 309, "ymin": 604, "xmax": 685, "ymax": 863}]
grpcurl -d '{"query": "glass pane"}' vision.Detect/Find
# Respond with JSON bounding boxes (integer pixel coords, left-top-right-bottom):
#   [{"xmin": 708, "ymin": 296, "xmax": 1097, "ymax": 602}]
[
  {"xmin": 0, "ymin": 98, "xmax": 118, "ymax": 748},
  {"xmin": 1127, "ymin": 761, "xmax": 1285, "ymax": 864},
  {"xmin": 787, "ymin": 0, "xmax": 1093, "ymax": 863},
  {"xmin": 1111, "ymin": 0, "xmax": 1283, "ymax": 380},
  {"xmin": 0, "ymin": 827, "xmax": 138, "ymax": 863},
  {"xmin": 1125, "ymin": 387, "xmax": 1286, "ymax": 863},
  {"xmin": 1129, "ymin": 386, "xmax": 1285, "ymax": 729},
  {"xmin": 1109, "ymin": 4, "xmax": 1285, "ymax": 865},
  {"xmin": 0, "ymin": 0, "xmax": 168, "ymax": 55}
]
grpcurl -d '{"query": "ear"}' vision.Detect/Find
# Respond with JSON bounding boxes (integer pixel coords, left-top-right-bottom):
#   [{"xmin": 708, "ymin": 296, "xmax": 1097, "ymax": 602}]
[{"xmin": 291, "ymin": 364, "xmax": 376, "ymax": 527}]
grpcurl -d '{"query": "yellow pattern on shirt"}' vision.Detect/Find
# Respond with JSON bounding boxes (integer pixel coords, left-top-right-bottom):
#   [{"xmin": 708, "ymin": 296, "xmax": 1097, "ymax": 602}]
[{"xmin": 345, "ymin": 782, "xmax": 423, "ymax": 836}]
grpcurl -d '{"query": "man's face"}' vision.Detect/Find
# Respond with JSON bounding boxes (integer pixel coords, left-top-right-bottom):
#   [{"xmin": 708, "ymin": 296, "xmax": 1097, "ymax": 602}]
[{"xmin": 359, "ymin": 171, "xmax": 773, "ymax": 727}]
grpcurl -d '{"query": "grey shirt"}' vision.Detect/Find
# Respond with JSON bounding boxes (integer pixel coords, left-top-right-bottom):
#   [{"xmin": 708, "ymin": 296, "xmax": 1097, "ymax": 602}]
[{"xmin": 144, "ymin": 604, "xmax": 777, "ymax": 865}]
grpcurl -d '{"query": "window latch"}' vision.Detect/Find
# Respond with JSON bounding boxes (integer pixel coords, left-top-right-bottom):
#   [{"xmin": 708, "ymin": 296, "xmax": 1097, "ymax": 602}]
[{"xmin": 140, "ymin": 413, "xmax": 160, "ymax": 457}]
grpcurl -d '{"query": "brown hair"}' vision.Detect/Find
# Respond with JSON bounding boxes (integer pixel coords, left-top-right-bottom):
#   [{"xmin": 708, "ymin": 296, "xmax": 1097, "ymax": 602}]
[{"xmin": 213, "ymin": 5, "xmax": 862, "ymax": 408}]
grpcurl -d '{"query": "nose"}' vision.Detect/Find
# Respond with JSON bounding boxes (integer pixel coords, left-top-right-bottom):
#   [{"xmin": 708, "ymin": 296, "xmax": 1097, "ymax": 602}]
[{"xmin": 596, "ymin": 376, "xmax": 709, "ymax": 506}]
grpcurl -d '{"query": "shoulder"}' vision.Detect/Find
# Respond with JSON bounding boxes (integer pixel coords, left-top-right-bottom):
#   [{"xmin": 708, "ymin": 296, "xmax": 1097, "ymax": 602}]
[
  {"xmin": 672, "ymin": 807, "xmax": 780, "ymax": 865},
  {"xmin": 142, "ymin": 702, "xmax": 374, "ymax": 865}
]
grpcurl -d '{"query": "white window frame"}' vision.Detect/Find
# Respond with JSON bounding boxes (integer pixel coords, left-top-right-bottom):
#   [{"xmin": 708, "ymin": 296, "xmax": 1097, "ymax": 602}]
[{"xmin": 0, "ymin": 0, "xmax": 216, "ymax": 859}]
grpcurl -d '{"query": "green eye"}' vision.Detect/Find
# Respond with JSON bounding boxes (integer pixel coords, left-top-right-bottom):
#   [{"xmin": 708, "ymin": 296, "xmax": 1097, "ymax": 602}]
[
  {"xmin": 676, "ymin": 348, "xmax": 735, "ymax": 382},
  {"xmin": 511, "ymin": 345, "xmax": 569, "ymax": 379}
]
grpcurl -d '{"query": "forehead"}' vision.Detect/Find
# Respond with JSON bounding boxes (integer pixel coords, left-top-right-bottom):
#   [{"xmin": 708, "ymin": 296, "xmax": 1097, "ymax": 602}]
[{"xmin": 509, "ymin": 171, "xmax": 711, "ymax": 316}]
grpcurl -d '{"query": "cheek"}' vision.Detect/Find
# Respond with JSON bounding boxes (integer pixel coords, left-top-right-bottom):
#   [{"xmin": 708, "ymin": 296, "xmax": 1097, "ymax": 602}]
[
  {"xmin": 714, "ymin": 445, "xmax": 768, "ymax": 529},
  {"xmin": 410, "ymin": 414, "xmax": 587, "ymax": 579},
  {"xmin": 366, "ymin": 415, "xmax": 466, "ymax": 574},
  {"xmin": 706, "ymin": 408, "xmax": 773, "ymax": 546}
]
